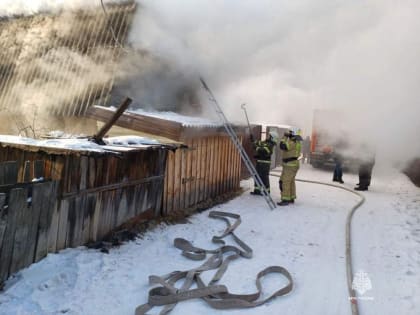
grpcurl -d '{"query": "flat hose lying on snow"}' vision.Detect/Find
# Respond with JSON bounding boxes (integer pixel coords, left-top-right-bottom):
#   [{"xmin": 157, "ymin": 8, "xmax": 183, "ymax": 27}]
[
  {"xmin": 135, "ymin": 211, "xmax": 294, "ymax": 315},
  {"xmin": 270, "ymin": 171, "xmax": 365, "ymax": 315}
]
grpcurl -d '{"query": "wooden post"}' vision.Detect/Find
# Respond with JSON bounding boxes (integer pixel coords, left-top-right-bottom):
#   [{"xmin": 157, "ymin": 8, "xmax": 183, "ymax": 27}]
[{"xmin": 92, "ymin": 97, "xmax": 132, "ymax": 144}]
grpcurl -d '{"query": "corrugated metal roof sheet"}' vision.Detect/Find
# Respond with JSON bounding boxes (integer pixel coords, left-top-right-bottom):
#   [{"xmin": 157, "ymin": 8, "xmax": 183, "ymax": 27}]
[{"xmin": 0, "ymin": 135, "xmax": 176, "ymax": 156}]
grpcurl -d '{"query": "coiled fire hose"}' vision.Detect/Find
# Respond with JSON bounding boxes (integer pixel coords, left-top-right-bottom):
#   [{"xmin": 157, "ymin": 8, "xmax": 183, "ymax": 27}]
[
  {"xmin": 270, "ymin": 171, "xmax": 365, "ymax": 315},
  {"xmin": 135, "ymin": 211, "xmax": 294, "ymax": 315},
  {"xmin": 134, "ymin": 176, "xmax": 364, "ymax": 315}
]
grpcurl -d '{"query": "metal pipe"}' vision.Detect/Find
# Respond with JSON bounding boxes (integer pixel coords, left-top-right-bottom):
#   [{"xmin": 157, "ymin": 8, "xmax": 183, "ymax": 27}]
[{"xmin": 240, "ymin": 103, "xmax": 252, "ymax": 135}]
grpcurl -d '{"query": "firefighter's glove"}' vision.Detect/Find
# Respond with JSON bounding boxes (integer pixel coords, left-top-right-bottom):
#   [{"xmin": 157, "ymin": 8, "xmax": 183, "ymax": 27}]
[{"xmin": 279, "ymin": 142, "xmax": 288, "ymax": 151}]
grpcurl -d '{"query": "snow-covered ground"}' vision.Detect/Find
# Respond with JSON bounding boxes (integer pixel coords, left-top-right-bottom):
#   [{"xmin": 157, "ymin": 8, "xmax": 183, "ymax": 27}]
[{"xmin": 0, "ymin": 164, "xmax": 419, "ymax": 315}]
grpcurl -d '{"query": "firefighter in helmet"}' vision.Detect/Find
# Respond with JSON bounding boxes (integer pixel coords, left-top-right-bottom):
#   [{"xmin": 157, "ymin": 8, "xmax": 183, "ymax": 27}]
[
  {"xmin": 278, "ymin": 128, "xmax": 302, "ymax": 205},
  {"xmin": 250, "ymin": 130, "xmax": 278, "ymax": 195}
]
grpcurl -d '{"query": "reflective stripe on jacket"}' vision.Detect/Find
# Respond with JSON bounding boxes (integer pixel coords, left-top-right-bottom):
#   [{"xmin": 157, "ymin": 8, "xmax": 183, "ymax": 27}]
[{"xmin": 254, "ymin": 140, "xmax": 274, "ymax": 161}]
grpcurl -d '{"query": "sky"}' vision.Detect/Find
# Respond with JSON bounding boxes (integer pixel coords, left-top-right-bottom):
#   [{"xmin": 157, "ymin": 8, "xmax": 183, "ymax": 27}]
[
  {"xmin": 0, "ymin": 165, "xmax": 419, "ymax": 315},
  {"xmin": 1, "ymin": 0, "xmax": 420, "ymax": 166}
]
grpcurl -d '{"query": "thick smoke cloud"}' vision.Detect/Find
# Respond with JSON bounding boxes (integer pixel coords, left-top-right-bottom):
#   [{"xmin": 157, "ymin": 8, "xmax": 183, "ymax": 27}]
[
  {"xmin": 1, "ymin": 0, "xmax": 419, "ymax": 167},
  {"xmin": 113, "ymin": 52, "xmax": 202, "ymax": 114},
  {"xmin": 128, "ymin": 0, "xmax": 420, "ymax": 166}
]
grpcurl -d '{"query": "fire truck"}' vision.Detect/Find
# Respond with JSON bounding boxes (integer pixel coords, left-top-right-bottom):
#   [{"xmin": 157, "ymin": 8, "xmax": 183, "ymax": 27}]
[{"xmin": 310, "ymin": 109, "xmax": 357, "ymax": 170}]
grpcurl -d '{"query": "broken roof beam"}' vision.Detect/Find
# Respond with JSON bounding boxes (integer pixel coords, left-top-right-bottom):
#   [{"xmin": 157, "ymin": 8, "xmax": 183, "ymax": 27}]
[
  {"xmin": 91, "ymin": 97, "xmax": 132, "ymax": 144},
  {"xmin": 86, "ymin": 105, "xmax": 184, "ymax": 141}
]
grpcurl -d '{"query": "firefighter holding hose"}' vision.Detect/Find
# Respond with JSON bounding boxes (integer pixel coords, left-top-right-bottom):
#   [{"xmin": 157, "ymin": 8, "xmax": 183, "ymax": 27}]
[{"xmin": 278, "ymin": 129, "xmax": 302, "ymax": 206}]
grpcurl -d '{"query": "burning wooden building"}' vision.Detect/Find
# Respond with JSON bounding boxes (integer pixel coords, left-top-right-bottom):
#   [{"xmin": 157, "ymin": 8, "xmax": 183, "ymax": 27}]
[
  {"xmin": 0, "ymin": 0, "xmax": 259, "ymax": 285},
  {"xmin": 86, "ymin": 105, "xmax": 250, "ymax": 214}
]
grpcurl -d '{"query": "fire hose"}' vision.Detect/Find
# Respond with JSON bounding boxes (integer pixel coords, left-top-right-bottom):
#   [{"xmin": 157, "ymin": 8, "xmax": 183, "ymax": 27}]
[
  {"xmin": 270, "ymin": 171, "xmax": 365, "ymax": 315},
  {"xmin": 134, "ymin": 177, "xmax": 364, "ymax": 315},
  {"xmin": 135, "ymin": 211, "xmax": 293, "ymax": 315}
]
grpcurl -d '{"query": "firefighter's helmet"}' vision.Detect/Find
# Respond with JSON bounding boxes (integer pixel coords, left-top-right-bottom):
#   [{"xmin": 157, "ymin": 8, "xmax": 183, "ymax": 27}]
[{"xmin": 288, "ymin": 127, "xmax": 303, "ymax": 140}]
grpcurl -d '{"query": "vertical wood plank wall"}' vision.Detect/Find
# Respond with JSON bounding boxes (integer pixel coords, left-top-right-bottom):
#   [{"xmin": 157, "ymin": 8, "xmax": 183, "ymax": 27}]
[
  {"xmin": 163, "ymin": 135, "xmax": 242, "ymax": 214},
  {"xmin": 0, "ymin": 130, "xmax": 245, "ymax": 283},
  {"xmin": 0, "ymin": 148, "xmax": 168, "ymax": 284}
]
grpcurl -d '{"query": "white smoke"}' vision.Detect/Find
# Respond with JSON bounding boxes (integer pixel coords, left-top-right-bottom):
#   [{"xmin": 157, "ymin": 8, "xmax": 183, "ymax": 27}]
[
  {"xmin": 0, "ymin": 0, "xmax": 126, "ymax": 16},
  {"xmin": 126, "ymin": 0, "xmax": 420, "ymax": 166},
  {"xmin": 1, "ymin": 0, "xmax": 419, "ymax": 167}
]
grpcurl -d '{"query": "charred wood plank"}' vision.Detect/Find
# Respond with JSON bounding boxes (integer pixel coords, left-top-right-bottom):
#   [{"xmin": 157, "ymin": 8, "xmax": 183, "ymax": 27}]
[
  {"xmin": 34, "ymin": 181, "xmax": 56, "ymax": 262},
  {"xmin": 46, "ymin": 182, "xmax": 59, "ymax": 253},
  {"xmin": 0, "ymin": 188, "xmax": 23, "ymax": 282},
  {"xmin": 56, "ymin": 199, "xmax": 69, "ymax": 251},
  {"xmin": 0, "ymin": 161, "xmax": 18, "ymax": 185},
  {"xmin": 0, "ymin": 194, "xmax": 6, "ymax": 251},
  {"xmin": 9, "ymin": 188, "xmax": 31, "ymax": 275}
]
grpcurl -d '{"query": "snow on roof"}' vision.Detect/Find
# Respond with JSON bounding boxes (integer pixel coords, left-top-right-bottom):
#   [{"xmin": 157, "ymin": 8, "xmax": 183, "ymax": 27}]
[
  {"xmin": 0, "ymin": 134, "xmax": 165, "ymax": 154},
  {"xmin": 104, "ymin": 135, "xmax": 160, "ymax": 146},
  {"xmin": 128, "ymin": 108, "xmax": 222, "ymax": 128},
  {"xmin": 254, "ymin": 122, "xmax": 292, "ymax": 130}
]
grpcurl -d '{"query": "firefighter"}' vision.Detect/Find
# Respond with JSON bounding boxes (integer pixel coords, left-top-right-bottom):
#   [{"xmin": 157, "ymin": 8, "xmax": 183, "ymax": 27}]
[
  {"xmin": 250, "ymin": 131, "xmax": 278, "ymax": 195},
  {"xmin": 278, "ymin": 129, "xmax": 302, "ymax": 205},
  {"xmin": 355, "ymin": 145, "xmax": 375, "ymax": 191},
  {"xmin": 332, "ymin": 134, "xmax": 349, "ymax": 184},
  {"xmin": 332, "ymin": 151, "xmax": 344, "ymax": 184}
]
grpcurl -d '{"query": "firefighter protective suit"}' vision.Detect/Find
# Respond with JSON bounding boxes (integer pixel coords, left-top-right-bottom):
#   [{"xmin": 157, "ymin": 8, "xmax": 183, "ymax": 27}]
[
  {"xmin": 278, "ymin": 132, "xmax": 302, "ymax": 205},
  {"xmin": 355, "ymin": 149, "xmax": 375, "ymax": 191},
  {"xmin": 251, "ymin": 135, "xmax": 276, "ymax": 195}
]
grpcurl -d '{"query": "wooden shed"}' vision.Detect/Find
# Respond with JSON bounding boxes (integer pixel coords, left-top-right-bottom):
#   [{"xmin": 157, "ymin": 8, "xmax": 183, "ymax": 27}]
[
  {"xmin": 0, "ymin": 136, "xmax": 170, "ymax": 284},
  {"xmin": 86, "ymin": 106, "xmax": 255, "ymax": 214}
]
